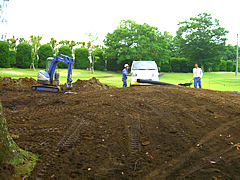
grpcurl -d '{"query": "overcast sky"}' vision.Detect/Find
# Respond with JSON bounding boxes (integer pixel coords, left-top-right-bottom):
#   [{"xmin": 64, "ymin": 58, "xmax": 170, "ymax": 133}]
[{"xmin": 5, "ymin": 0, "xmax": 240, "ymax": 46}]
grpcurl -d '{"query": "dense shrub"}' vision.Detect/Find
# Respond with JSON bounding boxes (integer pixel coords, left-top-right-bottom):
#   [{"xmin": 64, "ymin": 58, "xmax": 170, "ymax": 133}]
[
  {"xmin": 211, "ymin": 64, "xmax": 220, "ymax": 72},
  {"xmin": 58, "ymin": 46, "xmax": 72, "ymax": 68},
  {"xmin": 38, "ymin": 44, "xmax": 54, "ymax": 68},
  {"xmin": 94, "ymin": 49, "xmax": 105, "ymax": 70},
  {"xmin": 0, "ymin": 41, "xmax": 10, "ymax": 68},
  {"xmin": 161, "ymin": 61, "xmax": 172, "ymax": 72},
  {"xmin": 233, "ymin": 59, "xmax": 240, "ymax": 72},
  {"xmin": 74, "ymin": 48, "xmax": 89, "ymax": 69},
  {"xmin": 170, "ymin": 57, "xmax": 181, "ymax": 72},
  {"xmin": 9, "ymin": 50, "xmax": 16, "ymax": 67},
  {"xmin": 107, "ymin": 59, "xmax": 117, "ymax": 71},
  {"xmin": 219, "ymin": 60, "xmax": 227, "ymax": 71},
  {"xmin": 107, "ymin": 58, "xmax": 124, "ymax": 71},
  {"xmin": 226, "ymin": 60, "xmax": 233, "ymax": 72},
  {"xmin": 16, "ymin": 43, "xmax": 32, "ymax": 68},
  {"xmin": 179, "ymin": 58, "xmax": 189, "ymax": 73},
  {"xmin": 204, "ymin": 63, "xmax": 212, "ymax": 72}
]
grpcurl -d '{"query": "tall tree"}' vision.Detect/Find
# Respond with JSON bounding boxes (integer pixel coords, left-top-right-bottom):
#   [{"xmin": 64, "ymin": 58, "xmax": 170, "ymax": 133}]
[
  {"xmin": 171, "ymin": 35, "xmax": 183, "ymax": 58},
  {"xmin": 30, "ymin": 35, "xmax": 42, "ymax": 70},
  {"xmin": 82, "ymin": 41, "xmax": 86, "ymax": 48},
  {"xmin": 59, "ymin": 40, "xmax": 70, "ymax": 46},
  {"xmin": 68, "ymin": 40, "xmax": 76, "ymax": 50},
  {"xmin": 104, "ymin": 19, "xmax": 170, "ymax": 67},
  {"xmin": 222, "ymin": 44, "xmax": 237, "ymax": 60},
  {"xmin": 18, "ymin": 37, "xmax": 29, "ymax": 44},
  {"xmin": 48, "ymin": 38, "xmax": 58, "ymax": 49},
  {"xmin": 177, "ymin": 13, "xmax": 229, "ymax": 71},
  {"xmin": 7, "ymin": 35, "xmax": 17, "ymax": 50},
  {"xmin": 86, "ymin": 32, "xmax": 98, "ymax": 74}
]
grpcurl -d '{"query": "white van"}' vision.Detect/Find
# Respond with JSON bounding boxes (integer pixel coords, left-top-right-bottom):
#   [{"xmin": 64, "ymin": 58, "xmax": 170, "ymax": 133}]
[{"xmin": 130, "ymin": 61, "xmax": 160, "ymax": 86}]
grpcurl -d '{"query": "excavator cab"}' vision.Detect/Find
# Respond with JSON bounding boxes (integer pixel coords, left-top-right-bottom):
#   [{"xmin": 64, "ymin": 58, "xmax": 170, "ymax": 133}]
[
  {"xmin": 45, "ymin": 57, "xmax": 60, "ymax": 85},
  {"xmin": 46, "ymin": 57, "xmax": 53, "ymax": 73}
]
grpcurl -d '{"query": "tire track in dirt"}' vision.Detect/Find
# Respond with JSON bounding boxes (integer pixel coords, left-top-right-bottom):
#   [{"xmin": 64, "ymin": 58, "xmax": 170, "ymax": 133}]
[
  {"xmin": 57, "ymin": 118, "xmax": 93, "ymax": 147},
  {"xmin": 125, "ymin": 116, "xmax": 141, "ymax": 155},
  {"xmin": 184, "ymin": 112, "xmax": 206, "ymax": 126},
  {"xmin": 145, "ymin": 118, "xmax": 240, "ymax": 178},
  {"xmin": 149, "ymin": 106, "xmax": 192, "ymax": 144},
  {"xmin": 35, "ymin": 117, "xmax": 94, "ymax": 178},
  {"xmin": 178, "ymin": 146, "xmax": 238, "ymax": 178}
]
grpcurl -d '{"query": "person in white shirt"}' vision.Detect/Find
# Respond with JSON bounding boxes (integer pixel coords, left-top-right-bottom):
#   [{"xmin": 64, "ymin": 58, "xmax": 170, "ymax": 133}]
[{"xmin": 193, "ymin": 62, "xmax": 203, "ymax": 88}]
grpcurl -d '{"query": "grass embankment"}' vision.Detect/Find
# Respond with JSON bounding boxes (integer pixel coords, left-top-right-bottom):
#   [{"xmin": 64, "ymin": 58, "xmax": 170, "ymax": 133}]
[{"xmin": 0, "ymin": 68, "xmax": 240, "ymax": 91}]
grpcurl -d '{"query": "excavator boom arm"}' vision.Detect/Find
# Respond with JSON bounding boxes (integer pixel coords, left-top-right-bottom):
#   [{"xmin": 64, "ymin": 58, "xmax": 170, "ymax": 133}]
[{"xmin": 48, "ymin": 54, "xmax": 73, "ymax": 87}]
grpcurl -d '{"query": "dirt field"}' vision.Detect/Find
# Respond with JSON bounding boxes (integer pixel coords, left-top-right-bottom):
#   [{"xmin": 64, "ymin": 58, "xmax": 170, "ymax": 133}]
[{"xmin": 1, "ymin": 77, "xmax": 240, "ymax": 178}]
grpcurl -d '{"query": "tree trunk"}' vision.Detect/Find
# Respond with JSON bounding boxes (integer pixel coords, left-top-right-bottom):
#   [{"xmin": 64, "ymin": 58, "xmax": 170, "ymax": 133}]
[
  {"xmin": 92, "ymin": 53, "xmax": 95, "ymax": 74},
  {"xmin": 0, "ymin": 99, "xmax": 11, "ymax": 161},
  {"xmin": 0, "ymin": 97, "xmax": 22, "ymax": 162},
  {"xmin": 201, "ymin": 64, "xmax": 204, "ymax": 72}
]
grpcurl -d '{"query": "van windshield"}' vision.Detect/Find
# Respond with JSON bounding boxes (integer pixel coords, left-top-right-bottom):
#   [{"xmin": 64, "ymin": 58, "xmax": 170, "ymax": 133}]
[{"xmin": 132, "ymin": 61, "xmax": 157, "ymax": 70}]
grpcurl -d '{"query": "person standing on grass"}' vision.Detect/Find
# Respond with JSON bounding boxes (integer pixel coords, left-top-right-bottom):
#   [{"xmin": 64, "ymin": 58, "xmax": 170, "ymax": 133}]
[
  {"xmin": 193, "ymin": 62, "xmax": 203, "ymax": 88},
  {"xmin": 122, "ymin": 64, "xmax": 132, "ymax": 87}
]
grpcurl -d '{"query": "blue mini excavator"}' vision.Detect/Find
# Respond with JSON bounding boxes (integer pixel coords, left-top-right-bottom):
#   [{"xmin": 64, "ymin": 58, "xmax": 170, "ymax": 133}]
[{"xmin": 31, "ymin": 54, "xmax": 73, "ymax": 92}]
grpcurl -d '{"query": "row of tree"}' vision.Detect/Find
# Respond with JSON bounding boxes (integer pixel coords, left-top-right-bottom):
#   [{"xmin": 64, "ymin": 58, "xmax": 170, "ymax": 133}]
[
  {"xmin": 0, "ymin": 13, "xmax": 239, "ymax": 72},
  {"xmin": 0, "ymin": 40, "xmax": 106, "ymax": 71}
]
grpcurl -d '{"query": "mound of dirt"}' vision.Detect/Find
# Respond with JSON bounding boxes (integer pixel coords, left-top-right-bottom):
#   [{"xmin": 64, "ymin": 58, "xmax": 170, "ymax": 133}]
[
  {"xmin": 0, "ymin": 77, "xmax": 109, "ymax": 92},
  {"xmin": 1, "ymin": 76, "xmax": 240, "ymax": 178},
  {"xmin": 0, "ymin": 77, "xmax": 37, "ymax": 89},
  {"xmin": 71, "ymin": 77, "xmax": 109, "ymax": 91}
]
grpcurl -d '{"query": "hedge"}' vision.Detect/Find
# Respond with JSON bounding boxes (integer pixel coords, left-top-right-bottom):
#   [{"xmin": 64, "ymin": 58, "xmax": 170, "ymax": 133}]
[
  {"xmin": 16, "ymin": 43, "xmax": 32, "ymax": 68},
  {"xmin": 94, "ymin": 49, "xmax": 105, "ymax": 70},
  {"xmin": 38, "ymin": 44, "xmax": 54, "ymax": 68},
  {"xmin": 161, "ymin": 61, "xmax": 172, "ymax": 72},
  {"xmin": 74, "ymin": 48, "xmax": 89, "ymax": 69},
  {"xmin": 9, "ymin": 50, "xmax": 16, "ymax": 67},
  {"xmin": 179, "ymin": 58, "xmax": 189, "ymax": 73},
  {"xmin": 226, "ymin": 60, "xmax": 233, "ymax": 72},
  {"xmin": 170, "ymin": 57, "xmax": 181, "ymax": 72},
  {"xmin": 219, "ymin": 60, "xmax": 227, "ymax": 71},
  {"xmin": 107, "ymin": 58, "xmax": 119, "ymax": 71},
  {"xmin": 0, "ymin": 41, "xmax": 10, "ymax": 68}
]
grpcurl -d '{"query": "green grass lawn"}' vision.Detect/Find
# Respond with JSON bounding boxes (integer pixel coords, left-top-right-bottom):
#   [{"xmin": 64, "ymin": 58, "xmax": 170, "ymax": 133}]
[
  {"xmin": 159, "ymin": 72, "xmax": 240, "ymax": 92},
  {"xmin": 0, "ymin": 68, "xmax": 240, "ymax": 91}
]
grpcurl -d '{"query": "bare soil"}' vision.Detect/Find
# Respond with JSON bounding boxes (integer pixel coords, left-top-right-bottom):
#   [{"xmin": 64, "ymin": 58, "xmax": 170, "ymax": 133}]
[{"xmin": 0, "ymin": 77, "xmax": 240, "ymax": 179}]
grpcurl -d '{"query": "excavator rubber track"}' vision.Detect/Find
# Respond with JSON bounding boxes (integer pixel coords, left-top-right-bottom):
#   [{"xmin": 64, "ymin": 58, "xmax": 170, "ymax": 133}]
[{"xmin": 31, "ymin": 85, "xmax": 61, "ymax": 92}]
